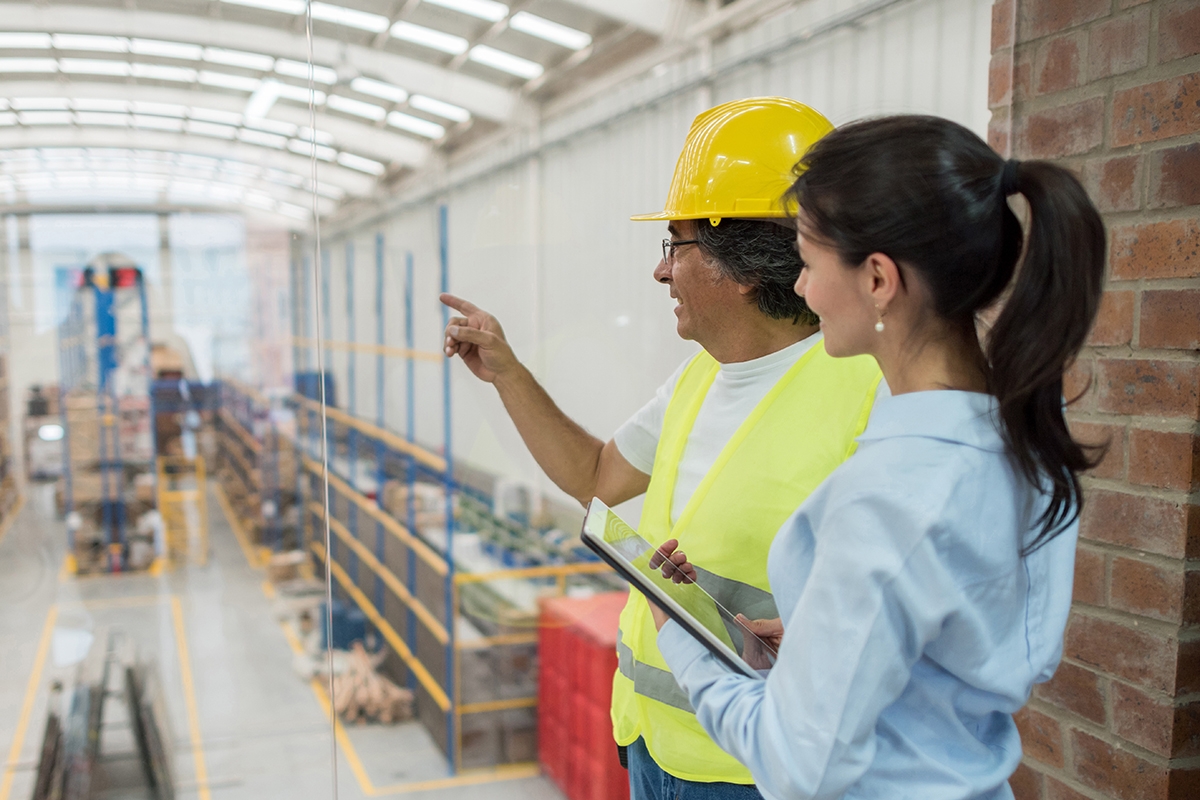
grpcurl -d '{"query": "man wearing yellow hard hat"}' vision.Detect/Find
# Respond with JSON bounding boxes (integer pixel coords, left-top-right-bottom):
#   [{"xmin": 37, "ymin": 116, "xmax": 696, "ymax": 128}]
[{"xmin": 442, "ymin": 98, "xmax": 882, "ymax": 799}]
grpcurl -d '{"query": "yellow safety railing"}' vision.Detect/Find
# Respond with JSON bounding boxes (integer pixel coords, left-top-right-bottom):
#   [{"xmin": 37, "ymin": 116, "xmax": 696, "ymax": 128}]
[
  {"xmin": 293, "ymin": 395, "xmax": 447, "ymax": 473},
  {"xmin": 156, "ymin": 455, "xmax": 209, "ymax": 566},
  {"xmin": 292, "ymin": 336, "xmax": 443, "ymax": 362}
]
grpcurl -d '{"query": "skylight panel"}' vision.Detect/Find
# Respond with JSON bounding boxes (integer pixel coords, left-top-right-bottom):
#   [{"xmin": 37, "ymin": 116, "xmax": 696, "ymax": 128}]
[
  {"xmin": 60, "ymin": 59, "xmax": 132, "ymax": 76},
  {"xmin": 74, "ymin": 99, "xmax": 132, "ymax": 113},
  {"xmin": 132, "ymin": 102, "xmax": 188, "ymax": 117},
  {"xmin": 409, "ymin": 95, "xmax": 470, "ymax": 122},
  {"xmin": 386, "ymin": 111, "xmax": 445, "ymax": 139},
  {"xmin": 239, "ymin": 128, "xmax": 288, "ymax": 149},
  {"xmin": 52, "ymin": 34, "xmax": 129, "ymax": 52},
  {"xmin": 508, "ymin": 12, "xmax": 591, "ymax": 50},
  {"xmin": 188, "ymin": 107, "xmax": 244, "ymax": 125},
  {"xmin": 199, "ymin": 71, "xmax": 262, "ymax": 92},
  {"xmin": 350, "ymin": 77, "xmax": 407, "ymax": 104},
  {"xmin": 310, "ymin": 3, "xmax": 390, "ymax": 33},
  {"xmin": 326, "ymin": 95, "xmax": 386, "ymax": 121},
  {"xmin": 130, "ymin": 39, "xmax": 204, "ymax": 61},
  {"xmin": 75, "ymin": 112, "xmax": 129, "ymax": 127},
  {"xmin": 204, "ymin": 48, "xmax": 275, "ymax": 71},
  {"xmin": 422, "ymin": 0, "xmax": 508, "ymax": 23},
  {"xmin": 468, "ymin": 45, "xmax": 542, "ymax": 79},
  {"xmin": 389, "ymin": 22, "xmax": 469, "ymax": 55},
  {"xmin": 11, "ymin": 98, "xmax": 70, "ymax": 110},
  {"xmin": 0, "ymin": 58, "xmax": 57, "ymax": 73},
  {"xmin": 275, "ymin": 59, "xmax": 337, "ymax": 85},
  {"xmin": 336, "ymin": 152, "xmax": 386, "ymax": 175},
  {"xmin": 220, "ymin": 0, "xmax": 306, "ymax": 14},
  {"xmin": 132, "ymin": 64, "xmax": 198, "ymax": 82},
  {"xmin": 0, "ymin": 33, "xmax": 52, "ymax": 49}
]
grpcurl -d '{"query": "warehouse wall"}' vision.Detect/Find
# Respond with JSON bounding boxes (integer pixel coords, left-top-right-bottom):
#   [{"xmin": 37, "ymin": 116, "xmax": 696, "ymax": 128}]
[{"xmin": 309, "ymin": 0, "xmax": 995, "ymax": 521}]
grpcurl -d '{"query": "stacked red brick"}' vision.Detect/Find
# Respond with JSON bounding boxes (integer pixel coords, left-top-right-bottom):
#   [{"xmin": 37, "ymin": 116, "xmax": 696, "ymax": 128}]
[{"xmin": 989, "ymin": 0, "xmax": 1200, "ymax": 798}]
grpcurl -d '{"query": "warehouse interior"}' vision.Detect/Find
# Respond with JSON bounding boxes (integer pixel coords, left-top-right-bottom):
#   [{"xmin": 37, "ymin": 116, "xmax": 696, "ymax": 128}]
[{"xmin": 1, "ymin": 1, "xmax": 1194, "ymax": 799}]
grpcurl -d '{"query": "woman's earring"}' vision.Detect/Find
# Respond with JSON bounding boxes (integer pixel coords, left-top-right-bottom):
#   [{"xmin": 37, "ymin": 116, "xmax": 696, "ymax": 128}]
[{"xmin": 874, "ymin": 306, "xmax": 885, "ymax": 333}]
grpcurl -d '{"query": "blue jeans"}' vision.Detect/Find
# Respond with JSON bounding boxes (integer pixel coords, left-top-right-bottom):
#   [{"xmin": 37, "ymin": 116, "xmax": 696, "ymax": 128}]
[{"xmin": 628, "ymin": 738, "xmax": 764, "ymax": 800}]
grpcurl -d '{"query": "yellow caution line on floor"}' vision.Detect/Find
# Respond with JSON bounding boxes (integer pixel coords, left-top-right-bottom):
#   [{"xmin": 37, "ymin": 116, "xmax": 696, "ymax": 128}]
[
  {"xmin": 370, "ymin": 763, "xmax": 542, "ymax": 796},
  {"xmin": 213, "ymin": 483, "xmax": 261, "ymax": 569},
  {"xmin": 0, "ymin": 603, "xmax": 56, "ymax": 800},
  {"xmin": 0, "ymin": 495, "xmax": 26, "ymax": 548},
  {"xmin": 170, "ymin": 596, "xmax": 212, "ymax": 800}
]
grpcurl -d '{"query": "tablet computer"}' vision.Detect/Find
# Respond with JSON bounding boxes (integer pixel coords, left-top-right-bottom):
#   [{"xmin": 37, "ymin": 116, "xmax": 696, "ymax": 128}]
[{"xmin": 580, "ymin": 498, "xmax": 776, "ymax": 680}]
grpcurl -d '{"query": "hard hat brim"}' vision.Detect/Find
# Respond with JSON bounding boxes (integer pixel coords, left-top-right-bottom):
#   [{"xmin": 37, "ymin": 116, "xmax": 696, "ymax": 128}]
[{"xmin": 629, "ymin": 210, "xmax": 792, "ymax": 222}]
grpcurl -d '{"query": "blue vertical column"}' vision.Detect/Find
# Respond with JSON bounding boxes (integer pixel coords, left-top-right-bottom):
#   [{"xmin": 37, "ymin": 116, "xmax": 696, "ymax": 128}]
[
  {"xmin": 345, "ymin": 241, "xmax": 359, "ymax": 586},
  {"xmin": 320, "ymin": 248, "xmax": 336, "ymax": 572},
  {"xmin": 438, "ymin": 203, "xmax": 456, "ymax": 770},
  {"xmin": 373, "ymin": 233, "xmax": 387, "ymax": 615},
  {"xmin": 403, "ymin": 250, "xmax": 417, "ymax": 693}
]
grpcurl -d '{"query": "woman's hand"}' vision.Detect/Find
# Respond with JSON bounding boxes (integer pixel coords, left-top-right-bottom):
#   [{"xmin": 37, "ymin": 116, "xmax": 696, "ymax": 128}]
[
  {"xmin": 648, "ymin": 539, "xmax": 697, "ymax": 584},
  {"xmin": 736, "ymin": 615, "xmax": 783, "ymax": 670}
]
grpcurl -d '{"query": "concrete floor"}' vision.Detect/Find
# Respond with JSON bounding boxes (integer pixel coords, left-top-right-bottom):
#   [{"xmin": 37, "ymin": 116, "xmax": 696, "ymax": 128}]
[{"xmin": 0, "ymin": 484, "xmax": 568, "ymax": 800}]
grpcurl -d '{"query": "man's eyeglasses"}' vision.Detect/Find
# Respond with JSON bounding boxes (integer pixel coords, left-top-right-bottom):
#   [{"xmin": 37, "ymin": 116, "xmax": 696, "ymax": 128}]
[{"xmin": 662, "ymin": 238, "xmax": 699, "ymax": 262}]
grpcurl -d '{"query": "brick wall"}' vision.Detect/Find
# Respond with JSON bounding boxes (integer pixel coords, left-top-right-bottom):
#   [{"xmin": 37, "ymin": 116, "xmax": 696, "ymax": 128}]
[{"xmin": 988, "ymin": 1, "xmax": 1200, "ymax": 798}]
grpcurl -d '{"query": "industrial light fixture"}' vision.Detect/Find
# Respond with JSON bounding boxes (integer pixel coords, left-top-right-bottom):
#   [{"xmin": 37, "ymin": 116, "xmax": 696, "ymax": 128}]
[
  {"xmin": 59, "ymin": 59, "xmax": 131, "ymax": 76},
  {"xmin": 350, "ymin": 77, "xmax": 408, "ymax": 104},
  {"xmin": 188, "ymin": 107, "xmax": 244, "ymax": 125},
  {"xmin": 286, "ymin": 139, "xmax": 337, "ymax": 161},
  {"xmin": 74, "ymin": 99, "xmax": 132, "ymax": 113},
  {"xmin": 129, "ymin": 39, "xmax": 204, "ymax": 60},
  {"xmin": 468, "ymin": 45, "xmax": 543, "ymax": 79},
  {"xmin": 198, "ymin": 71, "xmax": 262, "ymax": 92},
  {"xmin": 508, "ymin": 12, "xmax": 591, "ymax": 50},
  {"xmin": 238, "ymin": 128, "xmax": 288, "ymax": 149},
  {"xmin": 11, "ymin": 98, "xmax": 70, "ymax": 110},
  {"xmin": 245, "ymin": 117, "xmax": 297, "ymax": 136},
  {"xmin": 422, "ymin": 0, "xmax": 508, "ymax": 23},
  {"xmin": 408, "ymin": 95, "xmax": 470, "ymax": 123},
  {"xmin": 275, "ymin": 83, "xmax": 327, "ymax": 105},
  {"xmin": 326, "ymin": 95, "xmax": 386, "ymax": 121},
  {"xmin": 336, "ymin": 152, "xmax": 385, "ymax": 175},
  {"xmin": 38, "ymin": 424, "xmax": 64, "ymax": 442},
  {"xmin": 186, "ymin": 120, "xmax": 238, "ymax": 139},
  {"xmin": 309, "ymin": 3, "xmax": 391, "ymax": 33},
  {"xmin": 389, "ymin": 21, "xmax": 469, "ymax": 55},
  {"xmin": 275, "ymin": 58, "xmax": 338, "ymax": 85},
  {"xmin": 133, "ymin": 115, "xmax": 185, "ymax": 131},
  {"xmin": 0, "ymin": 58, "xmax": 57, "ymax": 72},
  {"xmin": 244, "ymin": 79, "xmax": 282, "ymax": 119},
  {"xmin": 75, "ymin": 112, "xmax": 128, "ymax": 127},
  {"xmin": 131, "ymin": 64, "xmax": 197, "ymax": 82},
  {"xmin": 386, "ymin": 111, "xmax": 444, "ymax": 139},
  {"xmin": 0, "ymin": 33, "xmax": 52, "ymax": 49},
  {"xmin": 133, "ymin": 102, "xmax": 187, "ymax": 117},
  {"xmin": 19, "ymin": 111, "xmax": 73, "ymax": 125},
  {"xmin": 203, "ymin": 48, "xmax": 275, "ymax": 71},
  {"xmin": 220, "ymin": 0, "xmax": 306, "ymax": 14},
  {"xmin": 52, "ymin": 34, "xmax": 128, "ymax": 52}
]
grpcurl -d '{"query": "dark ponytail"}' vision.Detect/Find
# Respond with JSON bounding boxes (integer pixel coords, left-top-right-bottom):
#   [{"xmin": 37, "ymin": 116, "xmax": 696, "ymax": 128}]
[{"xmin": 789, "ymin": 116, "xmax": 1106, "ymax": 551}]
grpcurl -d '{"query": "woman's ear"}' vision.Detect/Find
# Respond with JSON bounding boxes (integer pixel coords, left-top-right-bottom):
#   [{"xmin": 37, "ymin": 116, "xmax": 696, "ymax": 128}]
[{"xmin": 863, "ymin": 252, "xmax": 902, "ymax": 310}]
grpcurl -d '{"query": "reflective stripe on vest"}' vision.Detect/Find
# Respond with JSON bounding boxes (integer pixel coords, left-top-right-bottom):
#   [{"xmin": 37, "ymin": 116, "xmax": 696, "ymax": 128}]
[{"xmin": 611, "ymin": 340, "xmax": 881, "ymax": 784}]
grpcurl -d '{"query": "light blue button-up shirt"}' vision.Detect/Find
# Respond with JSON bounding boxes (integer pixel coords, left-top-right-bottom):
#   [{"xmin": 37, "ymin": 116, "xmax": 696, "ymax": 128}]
[{"xmin": 658, "ymin": 390, "xmax": 1077, "ymax": 800}]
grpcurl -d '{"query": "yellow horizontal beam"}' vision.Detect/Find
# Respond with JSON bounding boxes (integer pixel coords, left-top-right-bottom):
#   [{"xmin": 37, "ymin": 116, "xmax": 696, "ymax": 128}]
[
  {"xmin": 293, "ymin": 395, "xmax": 447, "ymax": 473},
  {"xmin": 457, "ymin": 632, "xmax": 539, "ymax": 651},
  {"xmin": 458, "ymin": 697, "xmax": 537, "ymax": 715},
  {"xmin": 292, "ymin": 336, "xmax": 442, "ymax": 362},
  {"xmin": 218, "ymin": 408, "xmax": 262, "ymax": 454},
  {"xmin": 219, "ymin": 432, "xmax": 260, "ymax": 487},
  {"xmin": 454, "ymin": 561, "xmax": 613, "ymax": 584},
  {"xmin": 311, "ymin": 542, "xmax": 451, "ymax": 712},
  {"xmin": 302, "ymin": 457, "xmax": 449, "ymax": 576},
  {"xmin": 308, "ymin": 502, "xmax": 449, "ymax": 645},
  {"xmin": 221, "ymin": 377, "xmax": 268, "ymax": 408}
]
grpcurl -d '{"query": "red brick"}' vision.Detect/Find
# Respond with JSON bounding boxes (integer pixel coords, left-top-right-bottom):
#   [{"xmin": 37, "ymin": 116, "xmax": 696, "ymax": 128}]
[
  {"xmin": 1086, "ymin": 289, "xmax": 1135, "ymax": 345},
  {"xmin": 1071, "ymin": 728, "xmax": 1170, "ymax": 800},
  {"xmin": 991, "ymin": 50, "xmax": 1014, "ymax": 107},
  {"xmin": 1096, "ymin": 359, "xmax": 1200, "ymax": 420},
  {"xmin": 1064, "ymin": 359, "xmax": 1096, "ymax": 409},
  {"xmin": 1017, "ymin": 97, "xmax": 1105, "ymax": 158},
  {"xmin": 1089, "ymin": 8, "xmax": 1150, "ymax": 80},
  {"xmin": 1113, "ymin": 681, "xmax": 1175, "ymax": 757},
  {"xmin": 990, "ymin": 109, "xmax": 1012, "ymax": 156},
  {"xmin": 1035, "ymin": 31, "xmax": 1085, "ymax": 95},
  {"xmin": 1111, "ymin": 556, "xmax": 1184, "ymax": 623},
  {"xmin": 1177, "ymin": 638, "xmax": 1200, "ymax": 694},
  {"xmin": 1018, "ymin": 0, "xmax": 1110, "ymax": 41},
  {"xmin": 1139, "ymin": 290, "xmax": 1200, "ymax": 351},
  {"xmin": 1159, "ymin": 1, "xmax": 1200, "ymax": 63},
  {"xmin": 1011, "ymin": 761, "xmax": 1045, "ymax": 800},
  {"xmin": 1169, "ymin": 767, "xmax": 1200, "ymax": 800},
  {"xmin": 1045, "ymin": 777, "xmax": 1094, "ymax": 800},
  {"xmin": 993, "ymin": 0, "xmax": 1016, "ymax": 52},
  {"xmin": 1129, "ymin": 427, "xmax": 1199, "ymax": 492},
  {"xmin": 1185, "ymin": 570, "xmax": 1200, "ymax": 626},
  {"xmin": 1083, "ymin": 155, "xmax": 1143, "ymax": 213},
  {"xmin": 1081, "ymin": 489, "xmax": 1193, "ymax": 559},
  {"xmin": 1113, "ymin": 73, "xmax": 1200, "ymax": 147},
  {"xmin": 1015, "ymin": 706, "xmax": 1065, "ymax": 768},
  {"xmin": 1149, "ymin": 143, "xmax": 1200, "ymax": 208},
  {"xmin": 1070, "ymin": 419, "xmax": 1125, "ymax": 480},
  {"xmin": 1074, "ymin": 544, "xmax": 1108, "ymax": 605},
  {"xmin": 1111, "ymin": 219, "xmax": 1200, "ymax": 280},
  {"xmin": 1064, "ymin": 613, "xmax": 1178, "ymax": 692},
  {"xmin": 1175, "ymin": 700, "xmax": 1200, "ymax": 758},
  {"xmin": 1035, "ymin": 660, "xmax": 1108, "ymax": 724}
]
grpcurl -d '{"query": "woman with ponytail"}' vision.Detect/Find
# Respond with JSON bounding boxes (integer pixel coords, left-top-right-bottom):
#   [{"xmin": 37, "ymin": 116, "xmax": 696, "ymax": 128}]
[{"xmin": 649, "ymin": 115, "xmax": 1105, "ymax": 799}]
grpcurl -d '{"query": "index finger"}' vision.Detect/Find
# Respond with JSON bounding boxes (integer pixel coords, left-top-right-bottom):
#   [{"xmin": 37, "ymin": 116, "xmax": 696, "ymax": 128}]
[{"xmin": 440, "ymin": 293, "xmax": 480, "ymax": 316}]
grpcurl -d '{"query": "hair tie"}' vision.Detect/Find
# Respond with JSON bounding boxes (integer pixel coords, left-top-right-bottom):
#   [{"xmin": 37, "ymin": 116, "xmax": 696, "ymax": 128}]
[{"xmin": 1000, "ymin": 158, "xmax": 1021, "ymax": 196}]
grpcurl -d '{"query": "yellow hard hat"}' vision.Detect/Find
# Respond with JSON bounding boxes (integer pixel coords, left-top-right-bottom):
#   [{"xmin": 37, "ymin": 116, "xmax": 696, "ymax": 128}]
[{"xmin": 631, "ymin": 97, "xmax": 834, "ymax": 225}]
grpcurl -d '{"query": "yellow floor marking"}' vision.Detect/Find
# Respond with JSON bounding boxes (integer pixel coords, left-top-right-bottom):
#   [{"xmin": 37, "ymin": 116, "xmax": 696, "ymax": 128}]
[
  {"xmin": 170, "ymin": 596, "xmax": 212, "ymax": 800},
  {"xmin": 370, "ymin": 763, "xmax": 541, "ymax": 796},
  {"xmin": 0, "ymin": 604, "xmax": 57, "ymax": 800},
  {"xmin": 69, "ymin": 595, "xmax": 163, "ymax": 611},
  {"xmin": 58, "ymin": 553, "xmax": 75, "ymax": 582},
  {"xmin": 261, "ymin": 580, "xmax": 277, "ymax": 600},
  {"xmin": 0, "ymin": 495, "xmax": 26, "ymax": 547},
  {"xmin": 213, "ymin": 483, "xmax": 261, "ymax": 569}
]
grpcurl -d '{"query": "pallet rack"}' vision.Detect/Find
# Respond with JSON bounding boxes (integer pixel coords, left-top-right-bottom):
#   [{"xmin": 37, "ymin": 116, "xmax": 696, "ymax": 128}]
[{"xmin": 288, "ymin": 207, "xmax": 616, "ymax": 775}]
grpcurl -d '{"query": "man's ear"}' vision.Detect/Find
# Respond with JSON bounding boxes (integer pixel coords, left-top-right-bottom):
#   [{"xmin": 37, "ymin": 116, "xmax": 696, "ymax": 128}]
[{"xmin": 737, "ymin": 282, "xmax": 755, "ymax": 297}]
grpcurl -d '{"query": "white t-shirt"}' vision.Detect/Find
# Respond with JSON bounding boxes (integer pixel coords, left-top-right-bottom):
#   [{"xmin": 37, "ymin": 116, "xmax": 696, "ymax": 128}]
[{"xmin": 615, "ymin": 333, "xmax": 879, "ymax": 527}]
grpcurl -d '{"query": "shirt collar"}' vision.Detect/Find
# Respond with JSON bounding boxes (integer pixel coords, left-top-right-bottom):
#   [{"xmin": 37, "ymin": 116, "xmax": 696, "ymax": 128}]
[{"xmin": 857, "ymin": 390, "xmax": 1006, "ymax": 452}]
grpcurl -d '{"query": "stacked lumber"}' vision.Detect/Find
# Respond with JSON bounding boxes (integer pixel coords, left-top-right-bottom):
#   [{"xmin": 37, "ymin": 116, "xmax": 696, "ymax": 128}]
[{"xmin": 331, "ymin": 642, "xmax": 414, "ymax": 725}]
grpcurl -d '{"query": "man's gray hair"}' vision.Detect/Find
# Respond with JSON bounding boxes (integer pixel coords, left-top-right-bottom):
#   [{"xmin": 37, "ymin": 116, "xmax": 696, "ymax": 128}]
[{"xmin": 695, "ymin": 219, "xmax": 819, "ymax": 325}]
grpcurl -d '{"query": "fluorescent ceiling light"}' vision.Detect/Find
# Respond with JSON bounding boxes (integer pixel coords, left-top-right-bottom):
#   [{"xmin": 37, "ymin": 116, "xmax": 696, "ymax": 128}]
[
  {"xmin": 0, "ymin": 58, "xmax": 57, "ymax": 73},
  {"xmin": 199, "ymin": 71, "xmax": 261, "ymax": 92},
  {"xmin": 52, "ymin": 34, "xmax": 128, "ymax": 52},
  {"xmin": 19, "ymin": 111, "xmax": 72, "ymax": 126},
  {"xmin": 190, "ymin": 107, "xmax": 244, "ymax": 125},
  {"xmin": 336, "ymin": 152, "xmax": 385, "ymax": 175},
  {"xmin": 245, "ymin": 79, "xmax": 281, "ymax": 119},
  {"xmin": 0, "ymin": 33, "xmax": 52, "ymax": 49},
  {"xmin": 246, "ymin": 117, "xmax": 297, "ymax": 136},
  {"xmin": 422, "ymin": 0, "xmax": 508, "ymax": 23},
  {"xmin": 203, "ymin": 48, "xmax": 275, "ymax": 71},
  {"xmin": 386, "ymin": 111, "xmax": 444, "ymax": 139},
  {"xmin": 509, "ymin": 12, "xmax": 591, "ymax": 50},
  {"xmin": 132, "ymin": 64, "xmax": 198, "ymax": 82},
  {"xmin": 239, "ymin": 128, "xmax": 288, "ymax": 149},
  {"xmin": 389, "ymin": 21, "xmax": 468, "ymax": 55},
  {"xmin": 133, "ymin": 115, "xmax": 185, "ymax": 131},
  {"xmin": 186, "ymin": 120, "xmax": 237, "ymax": 139},
  {"xmin": 286, "ymin": 139, "xmax": 336, "ymax": 161},
  {"xmin": 310, "ymin": 3, "xmax": 390, "ymax": 33},
  {"xmin": 350, "ymin": 77, "xmax": 407, "ymax": 104},
  {"xmin": 468, "ymin": 45, "xmax": 542, "ymax": 79},
  {"xmin": 130, "ymin": 39, "xmax": 204, "ymax": 61},
  {"xmin": 74, "ymin": 99, "xmax": 131, "ymax": 113},
  {"xmin": 275, "ymin": 58, "xmax": 337, "ymax": 85},
  {"xmin": 60, "ymin": 59, "xmax": 131, "ymax": 76},
  {"xmin": 409, "ymin": 95, "xmax": 469, "ymax": 122},
  {"xmin": 299, "ymin": 127, "xmax": 335, "ymax": 145},
  {"xmin": 220, "ymin": 0, "xmax": 306, "ymax": 14},
  {"xmin": 133, "ymin": 101, "xmax": 187, "ymax": 117},
  {"xmin": 11, "ymin": 98, "xmax": 70, "ymax": 110},
  {"xmin": 76, "ymin": 112, "xmax": 129, "ymax": 127},
  {"xmin": 275, "ymin": 83, "xmax": 327, "ymax": 104},
  {"xmin": 326, "ymin": 94, "xmax": 385, "ymax": 121}
]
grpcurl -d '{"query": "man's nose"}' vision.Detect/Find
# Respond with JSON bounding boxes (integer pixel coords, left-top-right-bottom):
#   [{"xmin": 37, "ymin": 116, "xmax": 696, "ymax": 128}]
[{"xmin": 654, "ymin": 258, "xmax": 672, "ymax": 284}]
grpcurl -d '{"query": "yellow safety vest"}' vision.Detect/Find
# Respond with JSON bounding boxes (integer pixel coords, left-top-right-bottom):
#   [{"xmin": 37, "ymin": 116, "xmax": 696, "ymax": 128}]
[{"xmin": 611, "ymin": 341, "xmax": 881, "ymax": 783}]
